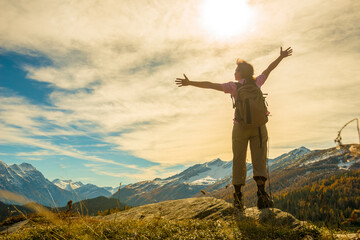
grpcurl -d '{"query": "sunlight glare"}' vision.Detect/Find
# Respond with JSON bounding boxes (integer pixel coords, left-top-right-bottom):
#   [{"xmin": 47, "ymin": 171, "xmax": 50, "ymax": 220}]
[{"xmin": 199, "ymin": 0, "xmax": 255, "ymax": 38}]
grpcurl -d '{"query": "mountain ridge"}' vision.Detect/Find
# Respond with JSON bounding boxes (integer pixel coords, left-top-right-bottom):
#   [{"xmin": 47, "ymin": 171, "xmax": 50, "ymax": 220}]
[
  {"xmin": 111, "ymin": 146, "xmax": 314, "ymax": 206},
  {"xmin": 0, "ymin": 161, "xmax": 118, "ymax": 206},
  {"xmin": 0, "ymin": 160, "xmax": 72, "ymax": 207},
  {"xmin": 2, "ymin": 145, "xmax": 357, "ymax": 208}
]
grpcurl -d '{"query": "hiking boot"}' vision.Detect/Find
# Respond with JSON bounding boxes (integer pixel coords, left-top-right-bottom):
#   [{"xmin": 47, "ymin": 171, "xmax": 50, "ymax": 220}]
[
  {"xmin": 233, "ymin": 192, "xmax": 245, "ymax": 211},
  {"xmin": 257, "ymin": 190, "xmax": 274, "ymax": 209}
]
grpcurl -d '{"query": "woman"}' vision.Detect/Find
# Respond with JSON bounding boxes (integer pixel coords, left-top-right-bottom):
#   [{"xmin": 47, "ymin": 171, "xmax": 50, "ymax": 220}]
[{"xmin": 175, "ymin": 47, "xmax": 293, "ymax": 210}]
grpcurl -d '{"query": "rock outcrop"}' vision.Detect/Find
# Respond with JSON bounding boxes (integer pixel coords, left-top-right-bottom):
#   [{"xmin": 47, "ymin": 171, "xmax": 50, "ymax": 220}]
[
  {"xmin": 100, "ymin": 197, "xmax": 301, "ymax": 228},
  {"xmin": 101, "ymin": 197, "xmax": 233, "ymax": 221}
]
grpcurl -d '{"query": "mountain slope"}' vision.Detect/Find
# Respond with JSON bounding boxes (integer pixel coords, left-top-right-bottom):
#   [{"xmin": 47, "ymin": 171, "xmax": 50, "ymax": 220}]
[
  {"xmin": 53, "ymin": 179, "xmax": 118, "ymax": 197},
  {"xmin": 268, "ymin": 146, "xmax": 311, "ymax": 171},
  {"xmin": 274, "ymin": 169, "xmax": 360, "ymax": 228},
  {"xmin": 57, "ymin": 196, "xmax": 127, "ymax": 216},
  {"xmin": 0, "ymin": 201, "xmax": 33, "ymax": 222},
  {"xmin": 53, "ymin": 179, "xmax": 116, "ymax": 199},
  {"xmin": 112, "ymin": 145, "xmax": 358, "ymax": 207},
  {"xmin": 207, "ymin": 144, "xmax": 359, "ymax": 207},
  {"xmin": 52, "ymin": 179, "xmax": 84, "ymax": 191},
  {"xmin": 0, "ymin": 162, "xmax": 118, "ymax": 207},
  {"xmin": 111, "ymin": 158, "xmax": 236, "ymax": 206},
  {"xmin": 0, "ymin": 161, "xmax": 73, "ymax": 207},
  {"xmin": 164, "ymin": 158, "xmax": 233, "ymax": 185}
]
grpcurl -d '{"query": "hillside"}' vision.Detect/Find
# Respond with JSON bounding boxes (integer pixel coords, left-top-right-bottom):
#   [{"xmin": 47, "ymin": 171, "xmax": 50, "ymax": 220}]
[
  {"xmin": 274, "ymin": 169, "xmax": 360, "ymax": 229},
  {"xmin": 57, "ymin": 196, "xmax": 127, "ymax": 216},
  {"xmin": 0, "ymin": 201, "xmax": 33, "ymax": 222},
  {"xmin": 0, "ymin": 197, "xmax": 319, "ymax": 239},
  {"xmin": 202, "ymin": 145, "xmax": 359, "ymax": 207},
  {"xmin": 100, "ymin": 197, "xmax": 301, "ymax": 227},
  {"xmin": 2, "ymin": 197, "xmax": 359, "ymax": 239},
  {"xmin": 0, "ymin": 196, "xmax": 128, "ymax": 224}
]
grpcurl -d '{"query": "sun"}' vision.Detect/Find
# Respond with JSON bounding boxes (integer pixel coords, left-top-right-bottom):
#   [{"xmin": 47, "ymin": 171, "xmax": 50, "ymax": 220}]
[{"xmin": 199, "ymin": 0, "xmax": 255, "ymax": 38}]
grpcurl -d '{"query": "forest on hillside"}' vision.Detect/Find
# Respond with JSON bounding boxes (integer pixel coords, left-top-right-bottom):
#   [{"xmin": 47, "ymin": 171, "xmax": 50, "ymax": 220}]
[{"xmin": 274, "ymin": 170, "xmax": 360, "ymax": 230}]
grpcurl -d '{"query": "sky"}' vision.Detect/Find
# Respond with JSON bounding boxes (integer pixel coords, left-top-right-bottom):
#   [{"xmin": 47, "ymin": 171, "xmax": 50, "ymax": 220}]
[{"xmin": 0, "ymin": 0, "xmax": 359, "ymax": 187}]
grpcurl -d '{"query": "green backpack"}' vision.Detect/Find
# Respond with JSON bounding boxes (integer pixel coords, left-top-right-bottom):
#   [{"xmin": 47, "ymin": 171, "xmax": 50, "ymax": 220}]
[{"xmin": 232, "ymin": 81, "xmax": 268, "ymax": 129}]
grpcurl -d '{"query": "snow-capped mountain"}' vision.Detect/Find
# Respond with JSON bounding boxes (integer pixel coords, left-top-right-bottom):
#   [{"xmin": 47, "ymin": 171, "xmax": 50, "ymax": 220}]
[
  {"xmin": 52, "ymin": 179, "xmax": 118, "ymax": 199},
  {"xmin": 53, "ymin": 179, "xmax": 84, "ymax": 191},
  {"xmin": 104, "ymin": 186, "xmax": 119, "ymax": 194},
  {"xmin": 165, "ymin": 158, "xmax": 233, "ymax": 185},
  {"xmin": 0, "ymin": 161, "xmax": 119, "ymax": 206},
  {"xmin": 0, "ymin": 161, "xmax": 73, "ymax": 207},
  {"xmin": 111, "ymin": 158, "xmax": 235, "ymax": 206},
  {"xmin": 268, "ymin": 146, "xmax": 311, "ymax": 171},
  {"xmin": 110, "ymin": 158, "xmax": 256, "ymax": 206},
  {"xmin": 112, "ymin": 145, "xmax": 358, "ymax": 206}
]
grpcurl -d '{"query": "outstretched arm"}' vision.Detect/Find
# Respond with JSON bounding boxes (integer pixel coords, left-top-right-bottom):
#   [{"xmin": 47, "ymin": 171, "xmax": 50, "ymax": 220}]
[
  {"xmin": 262, "ymin": 47, "xmax": 293, "ymax": 78},
  {"xmin": 175, "ymin": 74, "xmax": 223, "ymax": 91}
]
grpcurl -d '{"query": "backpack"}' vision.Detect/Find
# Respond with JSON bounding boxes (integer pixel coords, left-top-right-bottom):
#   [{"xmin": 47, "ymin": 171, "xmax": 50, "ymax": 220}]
[{"xmin": 232, "ymin": 81, "xmax": 268, "ymax": 129}]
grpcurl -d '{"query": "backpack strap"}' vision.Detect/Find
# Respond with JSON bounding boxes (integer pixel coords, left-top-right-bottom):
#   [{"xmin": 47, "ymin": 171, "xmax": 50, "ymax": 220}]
[
  {"xmin": 231, "ymin": 95, "xmax": 236, "ymax": 109},
  {"xmin": 258, "ymin": 127, "xmax": 263, "ymax": 148},
  {"xmin": 231, "ymin": 82, "xmax": 243, "ymax": 109}
]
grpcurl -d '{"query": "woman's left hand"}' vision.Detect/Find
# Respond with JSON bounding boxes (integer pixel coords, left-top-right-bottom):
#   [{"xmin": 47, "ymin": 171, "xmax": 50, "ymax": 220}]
[{"xmin": 280, "ymin": 47, "xmax": 293, "ymax": 58}]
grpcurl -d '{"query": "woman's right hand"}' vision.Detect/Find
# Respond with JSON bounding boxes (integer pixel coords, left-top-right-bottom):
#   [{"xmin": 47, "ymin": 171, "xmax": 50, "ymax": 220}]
[{"xmin": 175, "ymin": 74, "xmax": 190, "ymax": 87}]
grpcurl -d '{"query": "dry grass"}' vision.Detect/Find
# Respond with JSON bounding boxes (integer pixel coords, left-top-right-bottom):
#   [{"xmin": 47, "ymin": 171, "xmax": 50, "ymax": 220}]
[{"xmin": 1, "ymin": 214, "xmax": 325, "ymax": 240}]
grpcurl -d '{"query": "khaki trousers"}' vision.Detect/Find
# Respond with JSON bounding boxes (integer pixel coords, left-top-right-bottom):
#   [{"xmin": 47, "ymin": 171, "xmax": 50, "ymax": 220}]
[{"xmin": 232, "ymin": 123, "xmax": 268, "ymax": 185}]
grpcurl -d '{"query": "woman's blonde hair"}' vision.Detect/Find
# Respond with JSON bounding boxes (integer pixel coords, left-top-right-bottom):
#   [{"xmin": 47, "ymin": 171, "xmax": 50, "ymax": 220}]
[{"xmin": 236, "ymin": 58, "xmax": 255, "ymax": 84}]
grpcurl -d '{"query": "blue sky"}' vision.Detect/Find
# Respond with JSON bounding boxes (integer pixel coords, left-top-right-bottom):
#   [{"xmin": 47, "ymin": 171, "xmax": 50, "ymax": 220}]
[
  {"xmin": 0, "ymin": 52, "xmax": 186, "ymax": 186},
  {"xmin": 0, "ymin": 0, "xmax": 359, "ymax": 187}
]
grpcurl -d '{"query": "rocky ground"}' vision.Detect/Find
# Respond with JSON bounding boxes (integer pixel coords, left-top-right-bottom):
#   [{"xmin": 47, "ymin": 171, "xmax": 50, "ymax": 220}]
[{"xmin": 100, "ymin": 197, "xmax": 301, "ymax": 227}]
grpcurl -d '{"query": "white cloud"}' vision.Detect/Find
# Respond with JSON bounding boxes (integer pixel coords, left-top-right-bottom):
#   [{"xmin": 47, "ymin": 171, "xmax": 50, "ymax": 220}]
[
  {"xmin": 16, "ymin": 150, "xmax": 54, "ymax": 156},
  {"xmin": 0, "ymin": 99, "xmax": 138, "ymax": 170},
  {"xmin": 87, "ymin": 163, "xmax": 181, "ymax": 182},
  {"xmin": 25, "ymin": 65, "xmax": 100, "ymax": 90}
]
